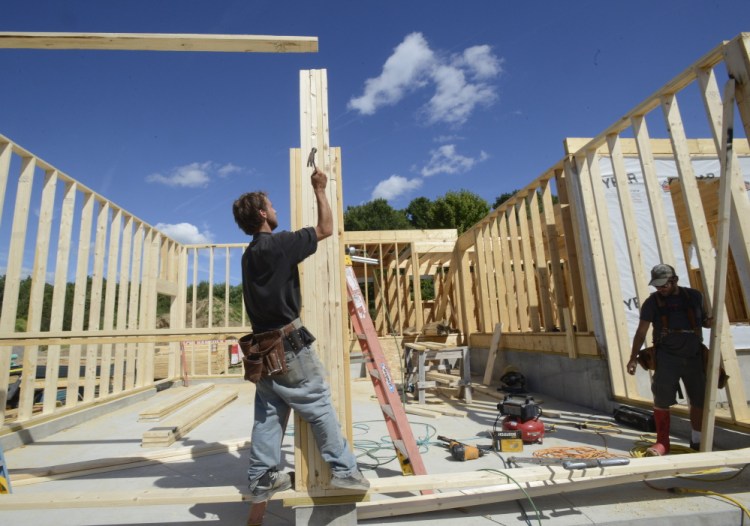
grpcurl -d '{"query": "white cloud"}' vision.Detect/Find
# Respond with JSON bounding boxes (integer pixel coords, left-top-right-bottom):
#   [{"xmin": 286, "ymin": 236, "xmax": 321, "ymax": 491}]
[
  {"xmin": 420, "ymin": 144, "xmax": 489, "ymax": 177},
  {"xmin": 348, "ymin": 32, "xmax": 435, "ymax": 115},
  {"xmin": 425, "ymin": 65, "xmax": 497, "ymax": 125},
  {"xmin": 217, "ymin": 163, "xmax": 242, "ymax": 178},
  {"xmin": 146, "ymin": 161, "xmax": 243, "ymax": 187},
  {"xmin": 433, "ymin": 134, "xmax": 464, "ymax": 143},
  {"xmin": 348, "ymin": 33, "xmax": 503, "ymax": 126},
  {"xmin": 155, "ymin": 222, "xmax": 213, "ymax": 244},
  {"xmin": 456, "ymin": 45, "xmax": 503, "ymax": 79},
  {"xmin": 371, "ymin": 175, "xmax": 423, "ymax": 201}
]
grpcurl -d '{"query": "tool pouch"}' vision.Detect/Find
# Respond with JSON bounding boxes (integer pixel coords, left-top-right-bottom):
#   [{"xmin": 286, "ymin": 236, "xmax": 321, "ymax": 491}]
[
  {"xmin": 637, "ymin": 346, "xmax": 656, "ymax": 371},
  {"xmin": 285, "ymin": 326, "xmax": 316, "ymax": 352},
  {"xmin": 238, "ymin": 331, "xmax": 288, "ymax": 383}
]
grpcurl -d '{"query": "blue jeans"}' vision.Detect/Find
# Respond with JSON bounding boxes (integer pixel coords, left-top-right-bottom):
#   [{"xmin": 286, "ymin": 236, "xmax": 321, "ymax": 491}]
[{"xmin": 247, "ymin": 343, "xmax": 359, "ymax": 485}]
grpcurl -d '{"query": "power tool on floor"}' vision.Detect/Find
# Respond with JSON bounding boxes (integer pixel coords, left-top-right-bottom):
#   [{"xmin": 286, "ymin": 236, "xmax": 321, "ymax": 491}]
[
  {"xmin": 437, "ymin": 435, "xmax": 491, "ymax": 461},
  {"xmin": 497, "ymin": 395, "xmax": 545, "ymax": 444}
]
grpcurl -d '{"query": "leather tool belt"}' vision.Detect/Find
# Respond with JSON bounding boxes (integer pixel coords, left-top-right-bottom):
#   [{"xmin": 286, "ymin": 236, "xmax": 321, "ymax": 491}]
[{"xmin": 238, "ymin": 319, "xmax": 315, "ymax": 383}]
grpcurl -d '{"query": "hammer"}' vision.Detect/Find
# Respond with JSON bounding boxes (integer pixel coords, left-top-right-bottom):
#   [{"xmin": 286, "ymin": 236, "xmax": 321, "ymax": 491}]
[{"xmin": 307, "ymin": 147, "xmax": 317, "ymax": 173}]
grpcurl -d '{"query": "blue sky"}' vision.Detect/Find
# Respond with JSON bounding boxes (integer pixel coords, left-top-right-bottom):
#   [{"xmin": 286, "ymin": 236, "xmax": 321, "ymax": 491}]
[{"xmin": 1, "ymin": 1, "xmax": 748, "ymax": 246}]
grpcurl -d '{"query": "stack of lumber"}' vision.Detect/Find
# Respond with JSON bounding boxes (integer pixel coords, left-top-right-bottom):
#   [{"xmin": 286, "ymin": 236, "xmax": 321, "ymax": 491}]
[
  {"xmin": 138, "ymin": 384, "xmax": 215, "ymax": 422},
  {"xmin": 141, "ymin": 386, "xmax": 238, "ymax": 447}
]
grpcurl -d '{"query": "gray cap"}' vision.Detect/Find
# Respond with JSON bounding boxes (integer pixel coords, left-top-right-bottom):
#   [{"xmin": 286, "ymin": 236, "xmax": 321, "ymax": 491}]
[{"xmin": 649, "ymin": 264, "xmax": 676, "ymax": 287}]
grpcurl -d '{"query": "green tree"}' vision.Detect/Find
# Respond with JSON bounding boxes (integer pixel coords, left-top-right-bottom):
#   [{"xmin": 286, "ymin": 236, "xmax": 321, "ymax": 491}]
[
  {"xmin": 492, "ymin": 191, "xmax": 518, "ymax": 210},
  {"xmin": 405, "ymin": 197, "xmax": 434, "ymax": 229},
  {"xmin": 344, "ymin": 199, "xmax": 411, "ymax": 231},
  {"xmin": 428, "ymin": 190, "xmax": 489, "ymax": 234}
]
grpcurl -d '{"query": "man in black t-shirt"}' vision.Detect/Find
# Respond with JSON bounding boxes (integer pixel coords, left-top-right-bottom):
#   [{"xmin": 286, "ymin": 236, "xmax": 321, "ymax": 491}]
[
  {"xmin": 233, "ymin": 168, "xmax": 369, "ymax": 502},
  {"xmin": 627, "ymin": 264, "xmax": 712, "ymax": 455}
]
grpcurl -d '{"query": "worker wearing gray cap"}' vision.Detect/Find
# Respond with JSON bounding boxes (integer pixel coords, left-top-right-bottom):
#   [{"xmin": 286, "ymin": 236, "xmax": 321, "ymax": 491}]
[{"xmin": 627, "ymin": 264, "xmax": 712, "ymax": 455}]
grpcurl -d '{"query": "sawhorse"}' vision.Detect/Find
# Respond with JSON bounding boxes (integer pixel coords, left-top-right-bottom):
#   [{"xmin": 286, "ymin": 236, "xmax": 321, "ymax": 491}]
[{"xmin": 403, "ymin": 342, "xmax": 472, "ymax": 404}]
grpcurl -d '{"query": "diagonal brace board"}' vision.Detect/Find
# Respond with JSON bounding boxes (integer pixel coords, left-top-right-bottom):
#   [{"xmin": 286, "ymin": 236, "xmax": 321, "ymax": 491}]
[{"xmin": 1, "ymin": 448, "xmax": 748, "ymax": 510}]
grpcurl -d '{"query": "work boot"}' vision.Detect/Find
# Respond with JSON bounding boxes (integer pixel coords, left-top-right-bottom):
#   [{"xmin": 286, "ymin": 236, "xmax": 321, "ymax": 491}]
[
  {"xmin": 248, "ymin": 469, "xmax": 293, "ymax": 503},
  {"xmin": 689, "ymin": 441, "xmax": 700, "ymax": 451},
  {"xmin": 330, "ymin": 469, "xmax": 370, "ymax": 492},
  {"xmin": 645, "ymin": 443, "xmax": 667, "ymax": 456},
  {"xmin": 646, "ymin": 408, "xmax": 670, "ymax": 456}
]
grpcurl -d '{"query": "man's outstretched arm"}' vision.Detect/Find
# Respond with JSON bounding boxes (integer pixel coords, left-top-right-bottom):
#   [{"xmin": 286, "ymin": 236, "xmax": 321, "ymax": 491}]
[{"xmin": 312, "ymin": 170, "xmax": 333, "ymax": 240}]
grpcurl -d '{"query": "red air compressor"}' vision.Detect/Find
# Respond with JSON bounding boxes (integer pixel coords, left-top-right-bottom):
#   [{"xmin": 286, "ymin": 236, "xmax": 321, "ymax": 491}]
[{"xmin": 497, "ymin": 395, "xmax": 545, "ymax": 444}]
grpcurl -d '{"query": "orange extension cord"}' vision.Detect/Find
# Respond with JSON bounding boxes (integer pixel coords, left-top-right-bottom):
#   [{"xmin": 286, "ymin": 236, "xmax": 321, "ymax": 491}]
[{"xmin": 532, "ymin": 446, "xmax": 627, "ymax": 460}]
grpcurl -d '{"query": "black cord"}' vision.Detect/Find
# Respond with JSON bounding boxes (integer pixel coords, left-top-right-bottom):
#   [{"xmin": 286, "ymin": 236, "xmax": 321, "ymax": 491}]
[{"xmin": 516, "ymin": 499, "xmax": 534, "ymax": 526}]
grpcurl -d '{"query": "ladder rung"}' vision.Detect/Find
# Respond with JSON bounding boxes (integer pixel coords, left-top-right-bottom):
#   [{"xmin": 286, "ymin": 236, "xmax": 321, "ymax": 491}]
[
  {"xmin": 356, "ymin": 333, "xmax": 367, "ymax": 340},
  {"xmin": 380, "ymin": 404, "xmax": 395, "ymax": 420},
  {"xmin": 368, "ymin": 368, "xmax": 380, "ymax": 380},
  {"xmin": 392, "ymin": 439, "xmax": 409, "ymax": 458}
]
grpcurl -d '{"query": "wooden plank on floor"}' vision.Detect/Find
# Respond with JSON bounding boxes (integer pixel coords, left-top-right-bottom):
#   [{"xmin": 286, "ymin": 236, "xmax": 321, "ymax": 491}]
[
  {"xmin": 11, "ymin": 438, "xmax": 252, "ymax": 486},
  {"xmin": 141, "ymin": 387, "xmax": 238, "ymax": 447},
  {"xmin": 1, "ymin": 448, "xmax": 747, "ymax": 510},
  {"xmin": 137, "ymin": 383, "xmax": 215, "ymax": 421},
  {"xmin": 404, "ymin": 405, "xmax": 441, "ymax": 418}
]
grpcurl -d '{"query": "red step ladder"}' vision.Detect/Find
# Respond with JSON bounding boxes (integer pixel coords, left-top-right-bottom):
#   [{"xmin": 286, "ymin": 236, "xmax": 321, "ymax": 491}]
[{"xmin": 344, "ymin": 257, "xmax": 429, "ymax": 479}]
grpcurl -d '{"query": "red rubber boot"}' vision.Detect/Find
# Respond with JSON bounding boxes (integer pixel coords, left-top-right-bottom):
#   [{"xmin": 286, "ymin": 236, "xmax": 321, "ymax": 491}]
[{"xmin": 647, "ymin": 408, "xmax": 670, "ymax": 456}]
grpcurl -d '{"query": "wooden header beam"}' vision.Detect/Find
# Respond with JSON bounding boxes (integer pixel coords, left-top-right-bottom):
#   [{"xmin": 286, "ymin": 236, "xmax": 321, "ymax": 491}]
[{"xmin": 0, "ymin": 32, "xmax": 318, "ymax": 53}]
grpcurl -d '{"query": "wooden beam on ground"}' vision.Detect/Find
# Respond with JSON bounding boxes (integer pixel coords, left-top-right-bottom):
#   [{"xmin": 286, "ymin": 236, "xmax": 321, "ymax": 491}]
[
  {"xmin": 11, "ymin": 438, "xmax": 252, "ymax": 487},
  {"xmin": 137, "ymin": 384, "xmax": 214, "ymax": 421},
  {"xmin": 141, "ymin": 387, "xmax": 238, "ymax": 447},
  {"xmin": 0, "ymin": 32, "xmax": 317, "ymax": 53},
  {"xmin": 471, "ymin": 383, "xmax": 506, "ymax": 400},
  {"xmin": 1, "ymin": 449, "xmax": 747, "ymax": 510},
  {"xmin": 357, "ymin": 461, "xmax": 744, "ymax": 520},
  {"xmin": 403, "ymin": 405, "xmax": 441, "ymax": 418}
]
